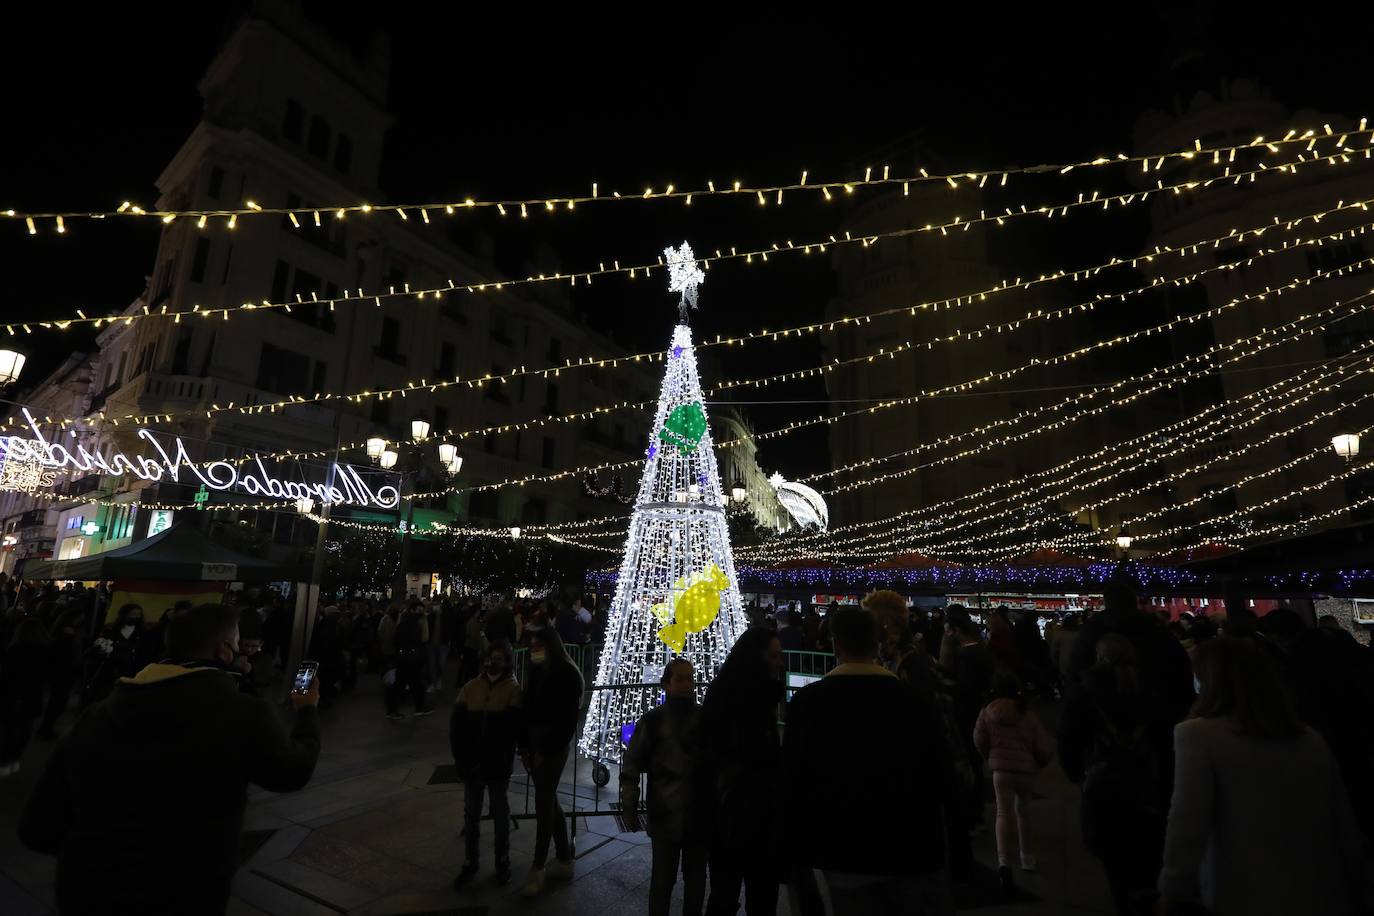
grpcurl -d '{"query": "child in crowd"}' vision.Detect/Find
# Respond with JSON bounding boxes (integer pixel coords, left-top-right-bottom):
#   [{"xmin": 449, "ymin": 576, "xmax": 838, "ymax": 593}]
[{"xmin": 974, "ymin": 670, "xmax": 1052, "ymax": 890}]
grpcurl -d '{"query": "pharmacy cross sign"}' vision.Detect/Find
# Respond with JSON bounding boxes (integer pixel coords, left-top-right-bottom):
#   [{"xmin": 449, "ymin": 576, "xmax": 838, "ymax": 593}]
[{"xmin": 193, "ymin": 485, "xmax": 210, "ymax": 507}]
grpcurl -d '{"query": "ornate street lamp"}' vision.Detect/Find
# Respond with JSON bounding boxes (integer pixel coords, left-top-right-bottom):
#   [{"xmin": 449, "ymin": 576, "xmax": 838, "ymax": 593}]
[
  {"xmin": 438, "ymin": 442, "xmax": 458, "ymax": 465},
  {"xmin": 379, "ymin": 449, "xmax": 399, "ymax": 470},
  {"xmin": 0, "ymin": 350, "xmax": 25, "ymax": 387},
  {"xmin": 411, "ymin": 416, "xmax": 431, "ymax": 442},
  {"xmin": 1332, "ymin": 433, "xmax": 1360, "ymax": 461},
  {"xmin": 365, "ymin": 437, "xmax": 387, "ymax": 462},
  {"xmin": 731, "ymin": 477, "xmax": 747, "ymax": 504},
  {"xmin": 1115, "ymin": 525, "xmax": 1133, "ymax": 552},
  {"xmin": 295, "ymin": 496, "xmax": 315, "ymax": 516}
]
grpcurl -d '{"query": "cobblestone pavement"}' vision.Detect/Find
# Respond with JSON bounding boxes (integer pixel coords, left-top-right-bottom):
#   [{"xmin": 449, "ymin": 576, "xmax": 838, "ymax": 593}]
[{"xmin": 0, "ymin": 667, "xmax": 1112, "ymax": 915}]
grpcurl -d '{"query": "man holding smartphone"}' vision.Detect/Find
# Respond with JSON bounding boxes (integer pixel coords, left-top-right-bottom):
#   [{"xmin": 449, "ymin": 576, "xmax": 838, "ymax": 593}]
[{"xmin": 19, "ymin": 602, "xmax": 322, "ymax": 915}]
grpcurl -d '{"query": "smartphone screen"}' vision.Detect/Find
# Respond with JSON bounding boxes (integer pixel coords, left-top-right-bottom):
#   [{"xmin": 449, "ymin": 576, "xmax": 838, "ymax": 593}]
[{"xmin": 292, "ymin": 661, "xmax": 318, "ymax": 694}]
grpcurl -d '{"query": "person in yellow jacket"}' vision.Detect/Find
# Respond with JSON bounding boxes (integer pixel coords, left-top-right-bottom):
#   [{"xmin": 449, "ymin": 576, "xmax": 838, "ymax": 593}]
[{"xmin": 450, "ymin": 640, "xmax": 522, "ymax": 888}]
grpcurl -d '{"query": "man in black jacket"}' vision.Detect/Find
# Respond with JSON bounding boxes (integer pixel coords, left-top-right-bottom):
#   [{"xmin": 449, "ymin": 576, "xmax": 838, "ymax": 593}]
[
  {"xmin": 19, "ymin": 602, "xmax": 321, "ymax": 915},
  {"xmin": 783, "ymin": 607, "xmax": 952, "ymax": 916},
  {"xmin": 621, "ymin": 658, "xmax": 705, "ymax": 916}
]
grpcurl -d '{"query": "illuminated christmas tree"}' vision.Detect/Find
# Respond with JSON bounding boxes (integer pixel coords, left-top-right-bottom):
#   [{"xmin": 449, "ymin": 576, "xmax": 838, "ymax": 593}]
[{"xmin": 579, "ymin": 242, "xmax": 749, "ymax": 778}]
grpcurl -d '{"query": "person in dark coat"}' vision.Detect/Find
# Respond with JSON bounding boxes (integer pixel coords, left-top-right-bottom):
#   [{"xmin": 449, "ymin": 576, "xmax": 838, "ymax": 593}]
[
  {"xmin": 946, "ymin": 608, "xmax": 995, "ymax": 834},
  {"xmin": 451, "ymin": 640, "xmax": 523, "ymax": 888},
  {"xmin": 1058, "ymin": 633, "xmax": 1171, "ymax": 916},
  {"xmin": 308, "ymin": 605, "xmax": 346, "ymax": 708},
  {"xmin": 519, "ymin": 626, "xmax": 584, "ymax": 897},
  {"xmin": 386, "ymin": 602, "xmax": 431, "ymax": 719},
  {"xmin": 621, "ymin": 658, "xmax": 706, "ymax": 916},
  {"xmin": 0, "ymin": 616, "xmax": 53, "ymax": 775},
  {"xmin": 37, "ymin": 603, "xmax": 86, "ymax": 739},
  {"xmin": 80, "ymin": 602, "xmax": 146, "ymax": 708},
  {"xmin": 19, "ymin": 603, "xmax": 320, "ymax": 915},
  {"xmin": 783, "ymin": 607, "xmax": 953, "ymax": 915},
  {"xmin": 699, "ymin": 628, "xmax": 785, "ymax": 916}
]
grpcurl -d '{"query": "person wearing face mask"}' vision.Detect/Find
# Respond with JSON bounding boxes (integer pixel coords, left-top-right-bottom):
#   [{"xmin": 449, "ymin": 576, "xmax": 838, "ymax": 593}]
[
  {"xmin": 80, "ymin": 603, "xmax": 146, "ymax": 708},
  {"xmin": 20, "ymin": 602, "xmax": 320, "ymax": 915},
  {"xmin": 518, "ymin": 626, "xmax": 584, "ymax": 897},
  {"xmin": 450, "ymin": 640, "xmax": 523, "ymax": 888},
  {"xmin": 621, "ymin": 658, "xmax": 707, "ymax": 916}
]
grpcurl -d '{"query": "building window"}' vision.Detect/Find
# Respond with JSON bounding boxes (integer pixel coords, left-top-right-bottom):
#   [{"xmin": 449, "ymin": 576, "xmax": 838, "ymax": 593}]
[
  {"xmin": 283, "ymin": 100, "xmax": 304, "ymax": 142},
  {"xmin": 334, "ymin": 134, "xmax": 353, "ymax": 174},
  {"xmin": 221, "ymin": 243, "xmax": 233, "ymax": 284},
  {"xmin": 190, "ymin": 238, "xmax": 211, "ymax": 284},
  {"xmin": 255, "ymin": 343, "xmax": 310, "ymax": 396},
  {"xmin": 434, "ymin": 406, "xmax": 448, "ymax": 435},
  {"xmin": 271, "ymin": 260, "xmax": 290, "ymax": 303},
  {"xmin": 547, "ymin": 337, "xmax": 562, "ymax": 363},
  {"xmin": 307, "ymin": 115, "xmax": 331, "ymax": 159},
  {"xmin": 544, "ymin": 382, "xmax": 559, "ymax": 416},
  {"xmin": 374, "ymin": 317, "xmax": 404, "ymax": 364},
  {"xmin": 438, "ymin": 342, "xmax": 455, "ymax": 376},
  {"xmin": 521, "ymin": 498, "xmax": 547, "ymax": 525},
  {"xmin": 542, "ymin": 437, "xmax": 555, "ymax": 468},
  {"xmin": 207, "ymin": 165, "xmax": 226, "ymax": 200},
  {"xmin": 171, "ymin": 329, "xmax": 193, "ymax": 375},
  {"xmin": 486, "ymin": 365, "xmax": 508, "ymax": 402},
  {"xmin": 311, "ymin": 360, "xmax": 326, "ymax": 393},
  {"xmin": 485, "ymin": 433, "xmax": 497, "ymax": 453}
]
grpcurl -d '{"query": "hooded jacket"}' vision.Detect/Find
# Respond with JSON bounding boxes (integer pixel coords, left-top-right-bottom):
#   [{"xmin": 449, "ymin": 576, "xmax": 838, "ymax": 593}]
[
  {"xmin": 450, "ymin": 660, "xmax": 523, "ymax": 782},
  {"xmin": 19, "ymin": 663, "xmax": 320, "ymax": 915},
  {"xmin": 974, "ymin": 697, "xmax": 1053, "ymax": 773}
]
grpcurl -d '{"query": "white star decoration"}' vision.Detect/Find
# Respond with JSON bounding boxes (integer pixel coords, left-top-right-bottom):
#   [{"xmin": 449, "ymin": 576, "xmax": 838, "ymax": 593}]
[{"xmin": 664, "ymin": 241, "xmax": 706, "ymax": 320}]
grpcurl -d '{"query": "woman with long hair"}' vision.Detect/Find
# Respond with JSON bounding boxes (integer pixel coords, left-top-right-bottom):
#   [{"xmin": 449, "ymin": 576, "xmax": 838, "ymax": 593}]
[
  {"xmin": 699, "ymin": 627, "xmax": 785, "ymax": 916},
  {"xmin": 1, "ymin": 616, "xmax": 53, "ymax": 776},
  {"xmin": 1158, "ymin": 638, "xmax": 1371, "ymax": 915},
  {"xmin": 519, "ymin": 625, "xmax": 584, "ymax": 897}
]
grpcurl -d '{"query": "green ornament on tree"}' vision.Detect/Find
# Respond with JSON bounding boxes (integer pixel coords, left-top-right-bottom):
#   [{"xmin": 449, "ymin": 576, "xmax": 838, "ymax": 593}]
[{"xmin": 658, "ymin": 401, "xmax": 708, "ymax": 454}]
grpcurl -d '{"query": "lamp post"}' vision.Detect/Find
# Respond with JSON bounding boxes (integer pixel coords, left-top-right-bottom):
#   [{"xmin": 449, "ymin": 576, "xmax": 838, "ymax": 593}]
[
  {"xmin": 364, "ymin": 416, "xmax": 462, "ymax": 600},
  {"xmin": 1115, "ymin": 524, "xmax": 1133, "ymax": 559}
]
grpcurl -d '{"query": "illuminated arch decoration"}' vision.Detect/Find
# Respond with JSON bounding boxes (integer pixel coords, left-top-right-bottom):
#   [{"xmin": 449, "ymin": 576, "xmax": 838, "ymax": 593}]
[{"xmin": 770, "ymin": 472, "xmax": 829, "ymax": 531}]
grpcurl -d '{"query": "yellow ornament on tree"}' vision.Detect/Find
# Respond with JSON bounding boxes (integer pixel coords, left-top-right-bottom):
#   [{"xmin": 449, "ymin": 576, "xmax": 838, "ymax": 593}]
[{"xmin": 656, "ymin": 562, "xmax": 730, "ymax": 653}]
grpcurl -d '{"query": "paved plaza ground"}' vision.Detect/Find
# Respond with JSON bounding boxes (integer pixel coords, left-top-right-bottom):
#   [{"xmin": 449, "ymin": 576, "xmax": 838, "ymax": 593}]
[{"xmin": 0, "ymin": 667, "xmax": 1114, "ymax": 915}]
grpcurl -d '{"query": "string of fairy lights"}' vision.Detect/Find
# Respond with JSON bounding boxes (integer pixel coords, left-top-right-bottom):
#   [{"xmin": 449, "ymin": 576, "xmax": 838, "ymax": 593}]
[
  {"xmin": 741, "ymin": 298, "xmax": 1374, "ymax": 562},
  {"xmin": 57, "ymin": 210, "xmax": 1370, "ymax": 458},
  {"xmin": 11, "ymin": 181, "xmax": 1367, "ymax": 451},
  {"xmin": 24, "ymin": 279, "xmax": 1370, "ymax": 537},
  {"xmin": 7, "ymin": 122, "xmax": 1365, "ymax": 233},
  {"xmin": 7, "ymin": 123, "xmax": 1374, "ymax": 565},
  {"xmin": 747, "ymin": 345, "xmax": 1374, "ymax": 562},
  {"xmin": 6, "ymin": 133, "xmax": 1367, "ymax": 345}
]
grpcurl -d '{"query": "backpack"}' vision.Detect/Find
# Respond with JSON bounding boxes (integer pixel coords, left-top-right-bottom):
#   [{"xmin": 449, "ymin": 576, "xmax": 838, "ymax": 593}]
[{"xmin": 1079, "ymin": 720, "xmax": 1165, "ymax": 857}]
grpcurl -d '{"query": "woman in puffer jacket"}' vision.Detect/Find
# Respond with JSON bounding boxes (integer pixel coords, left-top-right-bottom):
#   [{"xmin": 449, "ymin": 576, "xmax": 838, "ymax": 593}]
[{"xmin": 974, "ymin": 670, "xmax": 1053, "ymax": 890}]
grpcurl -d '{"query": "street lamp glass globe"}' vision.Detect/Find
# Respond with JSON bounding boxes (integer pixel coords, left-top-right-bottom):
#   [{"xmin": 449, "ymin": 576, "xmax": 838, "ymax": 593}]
[
  {"xmin": 509, "ymin": 526, "xmax": 521, "ymax": 539},
  {"xmin": 295, "ymin": 496, "xmax": 314, "ymax": 516},
  {"xmin": 411, "ymin": 417, "xmax": 431, "ymax": 442},
  {"xmin": 731, "ymin": 484, "xmax": 747, "ymax": 503},
  {"xmin": 438, "ymin": 442, "xmax": 457, "ymax": 465},
  {"xmin": 365, "ymin": 437, "xmax": 387, "ymax": 461},
  {"xmin": 446, "ymin": 456, "xmax": 463, "ymax": 476},
  {"xmin": 1115, "ymin": 527, "xmax": 1133, "ymax": 551},
  {"xmin": 379, "ymin": 449, "xmax": 399, "ymax": 470},
  {"xmin": 1333, "ymin": 433, "xmax": 1360, "ymax": 460},
  {"xmin": 0, "ymin": 349, "xmax": 25, "ymax": 386}
]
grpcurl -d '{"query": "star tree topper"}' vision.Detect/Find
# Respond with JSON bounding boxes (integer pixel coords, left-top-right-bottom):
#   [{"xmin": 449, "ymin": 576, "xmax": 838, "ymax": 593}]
[{"xmin": 665, "ymin": 241, "xmax": 706, "ymax": 322}]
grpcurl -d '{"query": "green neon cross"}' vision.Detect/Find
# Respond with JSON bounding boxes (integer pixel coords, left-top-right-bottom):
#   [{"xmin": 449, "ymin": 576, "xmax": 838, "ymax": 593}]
[{"xmin": 193, "ymin": 485, "xmax": 209, "ymax": 507}]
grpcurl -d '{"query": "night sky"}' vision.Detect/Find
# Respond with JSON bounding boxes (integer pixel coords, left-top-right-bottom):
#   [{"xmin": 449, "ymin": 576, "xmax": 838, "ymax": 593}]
[{"xmin": 6, "ymin": 3, "xmax": 1369, "ymax": 480}]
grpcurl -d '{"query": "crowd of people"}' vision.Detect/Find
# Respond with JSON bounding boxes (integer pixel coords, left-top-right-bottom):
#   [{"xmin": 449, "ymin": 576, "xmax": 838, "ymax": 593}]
[{"xmin": 4, "ymin": 569, "xmax": 1374, "ymax": 915}]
